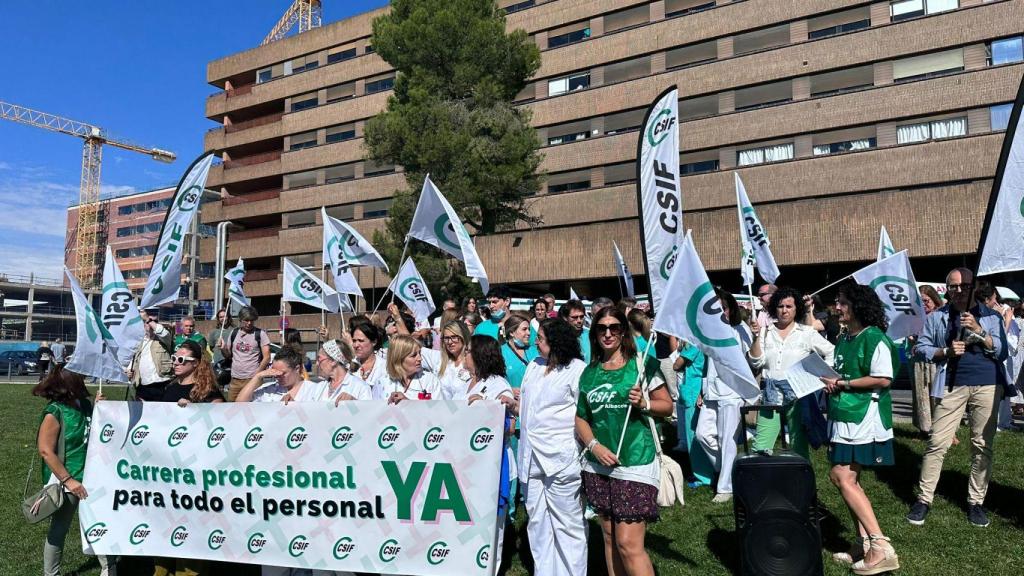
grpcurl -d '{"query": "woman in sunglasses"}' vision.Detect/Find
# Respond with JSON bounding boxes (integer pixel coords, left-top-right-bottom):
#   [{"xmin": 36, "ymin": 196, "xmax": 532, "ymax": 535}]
[
  {"xmin": 161, "ymin": 340, "xmax": 224, "ymax": 406},
  {"xmin": 574, "ymin": 306, "xmax": 672, "ymax": 576},
  {"xmin": 313, "ymin": 338, "xmax": 372, "ymax": 403}
]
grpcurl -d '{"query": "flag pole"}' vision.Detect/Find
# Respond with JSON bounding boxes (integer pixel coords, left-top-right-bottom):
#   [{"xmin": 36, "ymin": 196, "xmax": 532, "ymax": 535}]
[
  {"xmin": 615, "ymin": 334, "xmax": 657, "ymax": 459},
  {"xmin": 810, "ymin": 273, "xmax": 854, "ymax": 297}
]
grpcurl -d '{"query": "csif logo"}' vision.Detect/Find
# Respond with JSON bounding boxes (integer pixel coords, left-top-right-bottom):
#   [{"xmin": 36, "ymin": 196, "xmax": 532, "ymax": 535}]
[
  {"xmin": 686, "ymin": 282, "xmax": 739, "ymax": 348},
  {"xmin": 292, "ymin": 275, "xmax": 323, "ymax": 302},
  {"xmin": 244, "ymin": 426, "xmax": 264, "ymax": 449},
  {"xmin": 476, "ymin": 545, "xmax": 491, "ymax": 569},
  {"xmin": 378, "ymin": 538, "xmax": 401, "ymax": 563},
  {"xmin": 398, "ymin": 278, "xmax": 429, "ymax": 303},
  {"xmin": 129, "ymin": 523, "xmax": 151, "ymax": 545},
  {"xmin": 207, "ymin": 529, "xmax": 226, "ymax": 550},
  {"xmin": 99, "ymin": 423, "xmax": 115, "ymax": 444},
  {"xmin": 470, "ymin": 427, "xmax": 495, "ymax": 452},
  {"xmin": 85, "ymin": 522, "xmax": 109, "ymax": 544},
  {"xmin": 248, "ymin": 532, "xmax": 267, "ymax": 554},
  {"xmin": 286, "ymin": 426, "xmax": 308, "ymax": 450},
  {"xmin": 332, "ymin": 426, "xmax": 355, "ymax": 449},
  {"xmin": 377, "ymin": 425, "xmax": 400, "ymax": 449},
  {"xmin": 422, "ymin": 426, "xmax": 445, "ymax": 451},
  {"xmin": 167, "ymin": 425, "xmax": 189, "ymax": 448},
  {"xmin": 427, "ymin": 540, "xmax": 451, "ymax": 565},
  {"xmin": 207, "ymin": 427, "xmax": 226, "ymax": 448},
  {"xmin": 170, "ymin": 525, "xmax": 190, "ymax": 547},
  {"xmin": 333, "ymin": 536, "xmax": 356, "ymax": 560},
  {"xmin": 341, "ymin": 233, "xmax": 366, "ymax": 260},
  {"xmin": 659, "ymin": 245, "xmax": 679, "ymax": 281},
  {"xmin": 868, "ymin": 276, "xmax": 921, "ymax": 316},
  {"xmin": 433, "ymin": 215, "xmax": 461, "ymax": 252},
  {"xmin": 130, "ymin": 425, "xmax": 151, "ymax": 446},
  {"xmin": 646, "ymin": 107, "xmax": 677, "ymax": 148},
  {"xmin": 175, "ymin": 184, "xmax": 202, "ymax": 212},
  {"xmin": 585, "ymin": 384, "xmax": 616, "ymax": 413},
  {"xmin": 289, "ymin": 535, "xmax": 310, "ymax": 558}
]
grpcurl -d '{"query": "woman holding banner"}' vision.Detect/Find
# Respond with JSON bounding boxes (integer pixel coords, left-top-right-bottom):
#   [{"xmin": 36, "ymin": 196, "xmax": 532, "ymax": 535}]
[
  {"xmin": 161, "ymin": 341, "xmax": 224, "ymax": 406},
  {"xmin": 503, "ymin": 318, "xmax": 588, "ymax": 576},
  {"xmin": 313, "ymin": 338, "xmax": 372, "ymax": 402},
  {"xmin": 748, "ymin": 287, "xmax": 834, "ymax": 458},
  {"xmin": 381, "ymin": 335, "xmax": 443, "ymax": 403},
  {"xmin": 820, "ymin": 285, "xmax": 899, "ymax": 574},
  {"xmin": 575, "ymin": 307, "xmax": 672, "ymax": 576},
  {"xmin": 32, "ymin": 369, "xmax": 115, "ymax": 576}
]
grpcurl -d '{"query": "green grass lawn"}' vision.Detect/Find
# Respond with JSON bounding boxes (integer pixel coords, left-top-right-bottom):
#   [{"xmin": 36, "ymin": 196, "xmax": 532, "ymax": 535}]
[{"xmin": 3, "ymin": 383, "xmax": 1023, "ymax": 575}]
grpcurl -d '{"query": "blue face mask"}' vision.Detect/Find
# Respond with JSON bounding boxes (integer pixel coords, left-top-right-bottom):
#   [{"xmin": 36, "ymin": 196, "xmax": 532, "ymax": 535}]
[
  {"xmin": 490, "ymin": 308, "xmax": 507, "ymax": 321},
  {"xmin": 513, "ymin": 338, "xmax": 530, "ymax": 349}
]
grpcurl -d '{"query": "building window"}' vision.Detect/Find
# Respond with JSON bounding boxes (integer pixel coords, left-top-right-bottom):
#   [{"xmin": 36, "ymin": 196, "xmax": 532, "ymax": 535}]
[
  {"xmin": 896, "ymin": 117, "xmax": 967, "ymax": 144},
  {"xmin": 990, "ymin": 37, "xmax": 1024, "ymax": 65},
  {"xmin": 604, "ymin": 5, "xmax": 649, "ymax": 34},
  {"xmin": 289, "ymin": 131, "xmax": 318, "ymax": 151},
  {"xmin": 890, "ymin": 0, "xmax": 958, "ymax": 22},
  {"xmin": 325, "ymin": 124, "xmax": 356, "ymax": 144},
  {"xmin": 680, "ymin": 159, "xmax": 719, "ymax": 175},
  {"xmin": 548, "ymin": 180, "xmax": 590, "ymax": 194},
  {"xmin": 548, "ymin": 169, "xmax": 592, "ymax": 194},
  {"xmin": 117, "ymin": 198, "xmax": 172, "ymax": 215},
  {"xmin": 115, "ymin": 245, "xmax": 157, "ymax": 258},
  {"xmin": 365, "ymin": 44, "xmax": 375, "ymax": 53},
  {"xmin": 328, "ymin": 47, "xmax": 357, "ymax": 64},
  {"xmin": 604, "ymin": 108, "xmax": 646, "ymax": 135},
  {"xmin": 809, "ymin": 65, "xmax": 874, "ymax": 97},
  {"xmin": 604, "ymin": 56, "xmax": 651, "ymax": 85},
  {"xmin": 991, "ymin": 104, "xmax": 1013, "ymax": 131},
  {"xmin": 257, "ymin": 68, "xmax": 273, "ymax": 83},
  {"xmin": 666, "ymin": 40, "xmax": 717, "ymax": 70},
  {"xmin": 813, "ymin": 138, "xmax": 876, "ymax": 156},
  {"xmin": 286, "ymin": 55, "xmax": 319, "ymax": 74},
  {"xmin": 734, "ymin": 24, "xmax": 790, "ymax": 56},
  {"xmin": 326, "ymin": 82, "xmax": 356, "ymax": 102},
  {"xmin": 115, "ymin": 222, "xmax": 162, "ymax": 237},
  {"xmin": 362, "ymin": 199, "xmax": 392, "ymax": 219},
  {"xmin": 665, "ymin": 0, "xmax": 715, "ymax": 18},
  {"xmin": 364, "ymin": 160, "xmax": 395, "ymax": 176},
  {"xmin": 808, "ymin": 7, "xmax": 871, "ymax": 39},
  {"xmin": 548, "ymin": 27, "xmax": 591, "ymax": 49},
  {"xmin": 326, "ymin": 204, "xmax": 356, "ymax": 221},
  {"xmin": 365, "ymin": 75, "xmax": 395, "ymax": 94},
  {"xmin": 291, "ymin": 96, "xmax": 318, "ymax": 112},
  {"xmin": 679, "ymin": 94, "xmax": 718, "ymax": 121},
  {"xmin": 737, "ymin": 143, "xmax": 794, "ymax": 166},
  {"xmin": 604, "ymin": 162, "xmax": 635, "ymax": 186},
  {"xmin": 502, "ymin": 0, "xmax": 535, "ymax": 13},
  {"xmin": 735, "ymin": 80, "xmax": 792, "ymax": 111},
  {"xmin": 548, "ymin": 131, "xmax": 589, "ymax": 146},
  {"xmin": 548, "ymin": 72, "xmax": 590, "ymax": 96},
  {"xmin": 285, "ymin": 170, "xmax": 318, "ymax": 189},
  {"xmin": 324, "ymin": 164, "xmax": 356, "ymax": 184},
  {"xmin": 892, "ymin": 48, "xmax": 964, "ymax": 82}
]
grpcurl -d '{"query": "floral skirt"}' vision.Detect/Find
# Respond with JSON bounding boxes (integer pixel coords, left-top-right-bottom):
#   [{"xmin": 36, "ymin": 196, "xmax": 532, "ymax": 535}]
[{"xmin": 582, "ymin": 471, "xmax": 659, "ymax": 523}]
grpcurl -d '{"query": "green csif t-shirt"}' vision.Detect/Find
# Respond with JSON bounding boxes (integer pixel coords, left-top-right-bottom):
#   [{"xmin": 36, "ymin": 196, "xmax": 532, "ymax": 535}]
[{"xmin": 577, "ymin": 356, "xmax": 664, "ymax": 484}]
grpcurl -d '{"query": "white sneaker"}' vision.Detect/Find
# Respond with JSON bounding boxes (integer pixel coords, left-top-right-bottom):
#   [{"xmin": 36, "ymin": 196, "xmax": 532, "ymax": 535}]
[
  {"xmin": 584, "ymin": 506, "xmax": 597, "ymax": 520},
  {"xmin": 712, "ymin": 493, "xmax": 733, "ymax": 504}
]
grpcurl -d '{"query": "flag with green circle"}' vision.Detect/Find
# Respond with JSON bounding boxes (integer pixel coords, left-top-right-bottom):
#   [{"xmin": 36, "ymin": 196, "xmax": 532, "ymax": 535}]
[
  {"xmin": 852, "ymin": 249, "xmax": 925, "ymax": 340},
  {"xmin": 101, "ymin": 244, "xmax": 144, "ymax": 366},
  {"xmin": 282, "ymin": 258, "xmax": 341, "ymax": 313},
  {"xmin": 65, "ymin": 267, "xmax": 127, "ymax": 382},
  {"xmin": 388, "ymin": 258, "xmax": 435, "ymax": 323}
]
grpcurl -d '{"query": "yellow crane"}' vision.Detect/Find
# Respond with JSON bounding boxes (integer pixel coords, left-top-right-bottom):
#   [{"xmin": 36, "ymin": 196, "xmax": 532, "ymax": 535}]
[
  {"xmin": 263, "ymin": 0, "xmax": 322, "ymax": 45},
  {"xmin": 0, "ymin": 100, "xmax": 175, "ymax": 288}
]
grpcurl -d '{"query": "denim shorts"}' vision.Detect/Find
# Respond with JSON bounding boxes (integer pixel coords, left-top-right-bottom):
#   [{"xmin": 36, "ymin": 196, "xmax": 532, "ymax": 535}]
[{"xmin": 763, "ymin": 378, "xmax": 797, "ymax": 406}]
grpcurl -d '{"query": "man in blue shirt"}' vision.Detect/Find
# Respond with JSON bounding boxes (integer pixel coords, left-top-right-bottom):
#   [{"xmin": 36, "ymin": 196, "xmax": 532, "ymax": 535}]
[
  {"xmin": 559, "ymin": 299, "xmax": 590, "ymax": 363},
  {"xmin": 908, "ymin": 268, "xmax": 1009, "ymax": 528},
  {"xmin": 474, "ymin": 286, "xmax": 512, "ymax": 341}
]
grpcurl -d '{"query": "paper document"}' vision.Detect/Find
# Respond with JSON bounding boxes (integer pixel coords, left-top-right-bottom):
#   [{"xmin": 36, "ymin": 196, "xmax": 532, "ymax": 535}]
[{"xmin": 782, "ymin": 353, "xmax": 839, "ymax": 399}]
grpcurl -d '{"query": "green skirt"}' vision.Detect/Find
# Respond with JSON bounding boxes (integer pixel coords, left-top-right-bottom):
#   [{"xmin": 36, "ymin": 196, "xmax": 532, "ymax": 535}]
[{"xmin": 828, "ymin": 440, "xmax": 894, "ymax": 467}]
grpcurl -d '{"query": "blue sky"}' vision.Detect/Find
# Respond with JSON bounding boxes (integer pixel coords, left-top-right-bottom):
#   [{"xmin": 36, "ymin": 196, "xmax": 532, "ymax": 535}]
[{"xmin": 0, "ymin": 0, "xmax": 386, "ymax": 280}]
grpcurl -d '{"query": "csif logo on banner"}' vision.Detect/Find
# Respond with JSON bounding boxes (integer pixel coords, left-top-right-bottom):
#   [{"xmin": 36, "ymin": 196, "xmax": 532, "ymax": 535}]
[
  {"xmin": 170, "ymin": 525, "xmax": 190, "ymax": 547},
  {"xmin": 85, "ymin": 522, "xmax": 109, "ymax": 544},
  {"xmin": 244, "ymin": 426, "xmax": 264, "ymax": 449},
  {"xmin": 332, "ymin": 426, "xmax": 355, "ymax": 449},
  {"xmin": 470, "ymin": 427, "xmax": 495, "ymax": 452},
  {"xmin": 476, "ymin": 545, "xmax": 491, "ymax": 569},
  {"xmin": 130, "ymin": 425, "xmax": 150, "ymax": 446},
  {"xmin": 433, "ymin": 215, "xmax": 461, "ymax": 252},
  {"xmin": 289, "ymin": 534, "xmax": 310, "ymax": 557},
  {"xmin": 102, "ymin": 282, "xmax": 138, "ymax": 331},
  {"xmin": 659, "ymin": 245, "xmax": 679, "ymax": 282},
  {"xmin": 129, "ymin": 523, "xmax": 151, "ymax": 545},
  {"xmin": 427, "ymin": 540, "xmax": 451, "ymax": 565},
  {"xmin": 333, "ymin": 536, "xmax": 356, "ymax": 560},
  {"xmin": 868, "ymin": 276, "xmax": 921, "ymax": 315},
  {"xmin": 207, "ymin": 427, "xmax": 226, "ymax": 448},
  {"xmin": 687, "ymin": 282, "xmax": 739, "ymax": 348},
  {"xmin": 100, "ymin": 423, "xmax": 115, "ymax": 444},
  {"xmin": 341, "ymin": 232, "xmax": 367, "ymax": 260},
  {"xmin": 167, "ymin": 426, "xmax": 189, "ymax": 448},
  {"xmin": 378, "ymin": 425, "xmax": 400, "ymax": 449},
  {"xmin": 248, "ymin": 532, "xmax": 268, "ymax": 554},
  {"xmin": 379, "ymin": 538, "xmax": 402, "ymax": 563},
  {"xmin": 208, "ymin": 529, "xmax": 226, "ymax": 550},
  {"xmin": 422, "ymin": 426, "xmax": 445, "ymax": 451},
  {"xmin": 326, "ymin": 235, "xmax": 353, "ymax": 274},
  {"xmin": 399, "ymin": 278, "xmax": 429, "ymax": 303},
  {"xmin": 293, "ymin": 276, "xmax": 324, "ymax": 302},
  {"xmin": 286, "ymin": 426, "xmax": 309, "ymax": 449},
  {"xmin": 743, "ymin": 207, "xmax": 769, "ymax": 249},
  {"xmin": 646, "ymin": 108, "xmax": 677, "ymax": 148}
]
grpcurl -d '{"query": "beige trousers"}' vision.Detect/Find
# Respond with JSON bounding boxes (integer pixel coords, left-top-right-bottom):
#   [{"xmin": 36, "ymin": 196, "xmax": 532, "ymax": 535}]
[{"xmin": 917, "ymin": 384, "xmax": 1001, "ymax": 506}]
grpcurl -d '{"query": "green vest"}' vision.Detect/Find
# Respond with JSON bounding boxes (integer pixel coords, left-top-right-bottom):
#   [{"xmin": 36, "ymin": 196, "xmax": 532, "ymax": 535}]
[
  {"xmin": 40, "ymin": 400, "xmax": 92, "ymax": 483},
  {"xmin": 828, "ymin": 326, "xmax": 897, "ymax": 428},
  {"xmin": 577, "ymin": 357, "xmax": 661, "ymax": 467}
]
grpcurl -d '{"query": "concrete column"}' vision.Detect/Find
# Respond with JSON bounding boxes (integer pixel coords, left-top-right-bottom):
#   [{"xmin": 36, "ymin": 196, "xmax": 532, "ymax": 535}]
[
  {"xmin": 650, "ymin": 0, "xmax": 666, "ymax": 21},
  {"xmin": 25, "ymin": 286, "xmax": 33, "ymax": 341},
  {"xmin": 792, "ymin": 77, "xmax": 811, "ymax": 101}
]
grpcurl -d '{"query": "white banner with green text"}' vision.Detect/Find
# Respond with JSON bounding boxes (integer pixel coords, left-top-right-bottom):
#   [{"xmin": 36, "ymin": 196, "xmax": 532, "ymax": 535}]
[{"xmin": 79, "ymin": 400, "xmax": 505, "ymax": 575}]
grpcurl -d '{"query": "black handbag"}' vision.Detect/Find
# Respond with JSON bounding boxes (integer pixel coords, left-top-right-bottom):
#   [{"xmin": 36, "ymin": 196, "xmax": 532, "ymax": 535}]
[{"xmin": 22, "ymin": 408, "xmax": 66, "ymax": 524}]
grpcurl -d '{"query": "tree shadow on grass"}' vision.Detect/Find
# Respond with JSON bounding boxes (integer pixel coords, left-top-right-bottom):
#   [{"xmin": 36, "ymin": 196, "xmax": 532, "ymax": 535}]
[
  {"xmin": 872, "ymin": 429, "xmax": 927, "ymax": 506},
  {"xmin": 705, "ymin": 509, "xmax": 740, "ymax": 575},
  {"xmin": 818, "ymin": 501, "xmax": 852, "ymax": 554}
]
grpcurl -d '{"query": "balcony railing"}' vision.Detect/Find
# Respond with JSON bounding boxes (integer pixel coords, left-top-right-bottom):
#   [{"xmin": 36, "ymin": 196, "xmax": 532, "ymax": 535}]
[
  {"xmin": 225, "ymin": 112, "xmax": 284, "ymax": 134},
  {"xmin": 223, "ymin": 150, "xmax": 281, "ymax": 169},
  {"xmin": 222, "ymin": 188, "xmax": 281, "ymax": 206}
]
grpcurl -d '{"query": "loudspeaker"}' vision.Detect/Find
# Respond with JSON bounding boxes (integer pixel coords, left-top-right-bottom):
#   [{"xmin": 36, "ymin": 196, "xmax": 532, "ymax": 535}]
[{"xmin": 732, "ymin": 406, "xmax": 823, "ymax": 576}]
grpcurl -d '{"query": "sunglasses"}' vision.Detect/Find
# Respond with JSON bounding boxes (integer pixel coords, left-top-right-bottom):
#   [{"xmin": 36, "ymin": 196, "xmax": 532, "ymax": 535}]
[
  {"xmin": 172, "ymin": 355, "xmax": 196, "ymax": 365},
  {"xmin": 594, "ymin": 323, "xmax": 624, "ymax": 335},
  {"xmin": 946, "ymin": 283, "xmax": 973, "ymax": 292}
]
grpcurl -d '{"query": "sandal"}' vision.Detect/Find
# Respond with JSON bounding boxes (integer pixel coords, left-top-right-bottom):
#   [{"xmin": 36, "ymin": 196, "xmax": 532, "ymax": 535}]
[
  {"xmin": 851, "ymin": 534, "xmax": 899, "ymax": 575},
  {"xmin": 832, "ymin": 537, "xmax": 868, "ymax": 565}
]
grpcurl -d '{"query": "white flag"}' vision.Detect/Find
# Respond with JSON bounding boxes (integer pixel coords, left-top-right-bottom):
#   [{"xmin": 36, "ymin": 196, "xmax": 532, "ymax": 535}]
[
  {"xmin": 613, "ymin": 241, "xmax": 635, "ymax": 298},
  {"xmin": 852, "ymin": 250, "xmax": 925, "ymax": 340},
  {"xmin": 224, "ymin": 258, "xmax": 249, "ymax": 314},
  {"xmin": 139, "ymin": 153, "xmax": 214, "ymax": 309},
  {"xmin": 735, "ymin": 173, "xmax": 780, "ymax": 284},
  {"xmin": 408, "ymin": 175, "xmax": 489, "ymax": 293},
  {"xmin": 321, "ymin": 207, "xmax": 389, "ymax": 271},
  {"xmin": 569, "ymin": 287, "xmax": 580, "ymax": 301},
  {"xmin": 653, "ymin": 232, "xmax": 759, "ymax": 399},
  {"xmin": 389, "ymin": 258, "xmax": 435, "ymax": 323},
  {"xmin": 637, "ymin": 87, "xmax": 683, "ymax": 314},
  {"xmin": 282, "ymin": 258, "xmax": 340, "ymax": 313},
  {"xmin": 65, "ymin": 268, "xmax": 127, "ymax": 382},
  {"xmin": 877, "ymin": 226, "xmax": 896, "ymax": 262},
  {"xmin": 100, "ymin": 246, "xmax": 144, "ymax": 367},
  {"xmin": 321, "ymin": 208, "xmax": 364, "ymax": 297},
  {"xmin": 978, "ymin": 101, "xmax": 1024, "ymax": 275}
]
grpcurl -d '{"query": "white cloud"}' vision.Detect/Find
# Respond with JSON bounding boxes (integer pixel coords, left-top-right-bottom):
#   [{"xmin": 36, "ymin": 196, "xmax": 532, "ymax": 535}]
[
  {"xmin": 0, "ymin": 161, "xmax": 11, "ymax": 170},
  {"xmin": 0, "ymin": 245, "xmax": 65, "ymax": 282}
]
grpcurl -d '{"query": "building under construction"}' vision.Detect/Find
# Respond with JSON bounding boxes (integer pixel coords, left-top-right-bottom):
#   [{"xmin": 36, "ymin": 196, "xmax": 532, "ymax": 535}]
[{"xmin": 199, "ymin": 0, "xmax": 1024, "ymax": 332}]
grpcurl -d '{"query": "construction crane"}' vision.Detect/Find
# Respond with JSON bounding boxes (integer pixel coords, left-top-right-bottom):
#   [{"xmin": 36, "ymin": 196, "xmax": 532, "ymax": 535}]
[
  {"xmin": 0, "ymin": 100, "xmax": 175, "ymax": 288},
  {"xmin": 263, "ymin": 0, "xmax": 322, "ymax": 45}
]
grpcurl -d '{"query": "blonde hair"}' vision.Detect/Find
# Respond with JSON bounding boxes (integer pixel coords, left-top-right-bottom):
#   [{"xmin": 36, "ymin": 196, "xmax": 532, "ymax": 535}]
[
  {"xmin": 439, "ymin": 320, "xmax": 471, "ymax": 376},
  {"xmin": 386, "ymin": 335, "xmax": 421, "ymax": 381}
]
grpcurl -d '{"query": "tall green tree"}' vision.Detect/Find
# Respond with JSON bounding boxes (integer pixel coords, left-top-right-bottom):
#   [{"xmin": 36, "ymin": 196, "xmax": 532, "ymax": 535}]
[{"xmin": 365, "ymin": 0, "xmax": 543, "ymax": 300}]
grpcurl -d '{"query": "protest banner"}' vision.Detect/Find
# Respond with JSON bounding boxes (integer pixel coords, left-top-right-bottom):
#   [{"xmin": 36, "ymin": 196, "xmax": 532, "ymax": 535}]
[{"xmin": 79, "ymin": 400, "xmax": 505, "ymax": 575}]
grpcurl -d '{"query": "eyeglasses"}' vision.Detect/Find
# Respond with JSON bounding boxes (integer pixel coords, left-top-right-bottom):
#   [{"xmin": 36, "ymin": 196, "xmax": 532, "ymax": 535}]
[
  {"xmin": 946, "ymin": 283, "xmax": 973, "ymax": 292},
  {"xmin": 594, "ymin": 323, "xmax": 624, "ymax": 336},
  {"xmin": 442, "ymin": 335, "xmax": 462, "ymax": 343},
  {"xmin": 172, "ymin": 355, "xmax": 196, "ymax": 365}
]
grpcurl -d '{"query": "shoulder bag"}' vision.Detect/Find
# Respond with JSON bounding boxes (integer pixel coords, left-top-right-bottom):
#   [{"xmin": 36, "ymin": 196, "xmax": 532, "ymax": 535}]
[{"xmin": 21, "ymin": 407, "xmax": 66, "ymax": 524}]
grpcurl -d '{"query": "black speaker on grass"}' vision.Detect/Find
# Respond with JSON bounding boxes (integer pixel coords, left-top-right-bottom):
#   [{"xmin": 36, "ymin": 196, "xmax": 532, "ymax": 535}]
[{"xmin": 732, "ymin": 406, "xmax": 823, "ymax": 576}]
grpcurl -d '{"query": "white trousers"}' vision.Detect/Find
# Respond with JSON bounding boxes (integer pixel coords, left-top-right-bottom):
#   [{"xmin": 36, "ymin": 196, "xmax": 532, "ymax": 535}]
[
  {"xmin": 696, "ymin": 399, "xmax": 741, "ymax": 494},
  {"xmin": 523, "ymin": 457, "xmax": 588, "ymax": 576}
]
